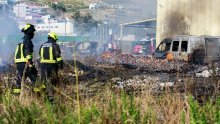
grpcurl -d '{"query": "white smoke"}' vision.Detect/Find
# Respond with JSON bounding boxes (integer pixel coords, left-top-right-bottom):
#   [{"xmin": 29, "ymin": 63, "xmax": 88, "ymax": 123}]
[{"xmin": 0, "ymin": 3, "xmax": 21, "ymax": 63}]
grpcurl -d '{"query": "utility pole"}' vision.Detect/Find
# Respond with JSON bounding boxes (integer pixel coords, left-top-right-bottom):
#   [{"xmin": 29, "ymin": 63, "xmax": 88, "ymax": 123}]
[
  {"xmin": 49, "ymin": 19, "xmax": 51, "ymax": 32},
  {"xmin": 65, "ymin": 20, "xmax": 66, "ymax": 36},
  {"xmin": 120, "ymin": 26, "xmax": 123, "ymax": 52}
]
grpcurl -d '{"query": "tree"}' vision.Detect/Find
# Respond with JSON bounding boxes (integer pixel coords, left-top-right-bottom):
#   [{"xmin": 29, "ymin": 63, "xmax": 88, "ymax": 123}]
[
  {"xmin": 51, "ymin": 2, "xmax": 67, "ymax": 12},
  {"xmin": 72, "ymin": 12, "xmax": 99, "ymax": 35}
]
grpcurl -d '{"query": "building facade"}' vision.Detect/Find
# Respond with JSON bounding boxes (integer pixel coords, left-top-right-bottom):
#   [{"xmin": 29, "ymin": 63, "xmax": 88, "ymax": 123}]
[
  {"xmin": 35, "ymin": 22, "xmax": 74, "ymax": 36},
  {"xmin": 156, "ymin": 0, "xmax": 220, "ymax": 45},
  {"xmin": 13, "ymin": 2, "xmax": 48, "ymax": 19},
  {"xmin": 19, "ymin": 21, "xmax": 74, "ymax": 36},
  {"xmin": 13, "ymin": 3, "xmax": 27, "ymax": 18}
]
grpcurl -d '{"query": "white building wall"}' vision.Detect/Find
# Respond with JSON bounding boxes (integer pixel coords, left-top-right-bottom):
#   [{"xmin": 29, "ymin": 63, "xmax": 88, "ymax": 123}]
[
  {"xmin": 36, "ymin": 22, "xmax": 74, "ymax": 35},
  {"xmin": 13, "ymin": 3, "xmax": 27, "ymax": 18},
  {"xmin": 19, "ymin": 22, "xmax": 74, "ymax": 36}
]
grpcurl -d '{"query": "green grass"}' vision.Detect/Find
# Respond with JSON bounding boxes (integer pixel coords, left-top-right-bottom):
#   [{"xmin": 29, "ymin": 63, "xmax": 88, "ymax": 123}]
[
  {"xmin": 189, "ymin": 96, "xmax": 220, "ymax": 124},
  {"xmin": 0, "ymin": 88, "xmax": 219, "ymax": 124}
]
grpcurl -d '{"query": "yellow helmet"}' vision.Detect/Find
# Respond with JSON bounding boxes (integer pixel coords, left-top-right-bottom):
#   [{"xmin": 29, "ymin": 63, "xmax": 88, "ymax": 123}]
[
  {"xmin": 22, "ymin": 23, "xmax": 36, "ymax": 32},
  {"xmin": 48, "ymin": 32, "xmax": 58, "ymax": 41}
]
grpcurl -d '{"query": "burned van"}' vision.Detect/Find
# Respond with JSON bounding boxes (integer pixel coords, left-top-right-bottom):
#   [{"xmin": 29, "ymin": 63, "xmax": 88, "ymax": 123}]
[
  {"xmin": 75, "ymin": 41, "xmax": 99, "ymax": 56},
  {"xmin": 153, "ymin": 35, "xmax": 220, "ymax": 64},
  {"xmin": 152, "ymin": 38, "xmax": 172, "ymax": 59}
]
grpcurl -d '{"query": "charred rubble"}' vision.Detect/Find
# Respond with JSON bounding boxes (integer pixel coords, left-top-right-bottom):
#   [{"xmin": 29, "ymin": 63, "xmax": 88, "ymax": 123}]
[{"xmin": 0, "ymin": 52, "xmax": 219, "ymax": 104}]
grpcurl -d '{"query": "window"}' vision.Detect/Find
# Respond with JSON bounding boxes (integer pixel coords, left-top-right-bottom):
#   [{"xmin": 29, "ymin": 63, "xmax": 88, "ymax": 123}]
[
  {"xmin": 172, "ymin": 41, "xmax": 179, "ymax": 51},
  {"xmin": 158, "ymin": 43, "xmax": 165, "ymax": 51},
  {"xmin": 51, "ymin": 26, "xmax": 54, "ymax": 28},
  {"xmin": 158, "ymin": 42, "xmax": 171, "ymax": 52},
  {"xmin": 78, "ymin": 43, "xmax": 90, "ymax": 50},
  {"xmin": 181, "ymin": 41, "xmax": 188, "ymax": 52},
  {"xmin": 165, "ymin": 43, "xmax": 171, "ymax": 51},
  {"xmin": 55, "ymin": 26, "xmax": 58, "ymax": 28},
  {"xmin": 42, "ymin": 26, "xmax": 45, "ymax": 28},
  {"xmin": 46, "ymin": 26, "xmax": 49, "ymax": 28}
]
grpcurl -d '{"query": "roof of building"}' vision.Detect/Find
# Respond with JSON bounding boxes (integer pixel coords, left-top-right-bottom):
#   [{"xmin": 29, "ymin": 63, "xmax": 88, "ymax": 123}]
[{"xmin": 120, "ymin": 18, "xmax": 156, "ymax": 28}]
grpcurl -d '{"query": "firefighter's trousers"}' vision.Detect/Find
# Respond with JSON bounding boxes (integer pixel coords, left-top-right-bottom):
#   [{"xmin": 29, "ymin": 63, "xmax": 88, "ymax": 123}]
[
  {"xmin": 40, "ymin": 63, "xmax": 59, "ymax": 101},
  {"xmin": 16, "ymin": 62, "xmax": 37, "ymax": 88}
]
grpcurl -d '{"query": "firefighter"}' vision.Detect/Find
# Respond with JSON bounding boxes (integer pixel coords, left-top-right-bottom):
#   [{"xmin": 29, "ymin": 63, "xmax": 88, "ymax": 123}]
[
  {"xmin": 39, "ymin": 32, "xmax": 63, "ymax": 102},
  {"xmin": 13, "ymin": 23, "xmax": 38, "ymax": 94}
]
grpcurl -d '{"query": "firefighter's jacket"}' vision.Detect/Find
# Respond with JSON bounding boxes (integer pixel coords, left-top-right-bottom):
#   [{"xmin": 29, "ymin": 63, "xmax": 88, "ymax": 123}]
[
  {"xmin": 14, "ymin": 43, "xmax": 26, "ymax": 63},
  {"xmin": 23, "ymin": 34, "xmax": 34, "ymax": 62},
  {"xmin": 39, "ymin": 39, "xmax": 63, "ymax": 64}
]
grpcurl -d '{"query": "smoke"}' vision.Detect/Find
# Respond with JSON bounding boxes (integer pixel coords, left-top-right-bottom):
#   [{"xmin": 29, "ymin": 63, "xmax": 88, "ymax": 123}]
[
  {"xmin": 94, "ymin": 0, "xmax": 156, "ymax": 24},
  {"xmin": 159, "ymin": 0, "xmax": 220, "ymax": 41},
  {"xmin": 0, "ymin": 4, "xmax": 20, "ymax": 34},
  {"xmin": 0, "ymin": 3, "xmax": 21, "ymax": 63},
  {"xmin": 164, "ymin": 11, "xmax": 190, "ymax": 38},
  {"xmin": 160, "ymin": 0, "xmax": 193, "ymax": 39},
  {"xmin": 91, "ymin": 0, "xmax": 157, "ymax": 42}
]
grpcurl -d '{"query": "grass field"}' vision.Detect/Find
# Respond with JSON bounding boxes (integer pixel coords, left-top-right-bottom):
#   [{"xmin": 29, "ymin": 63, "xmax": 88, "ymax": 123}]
[{"xmin": 0, "ymin": 82, "xmax": 219, "ymax": 124}]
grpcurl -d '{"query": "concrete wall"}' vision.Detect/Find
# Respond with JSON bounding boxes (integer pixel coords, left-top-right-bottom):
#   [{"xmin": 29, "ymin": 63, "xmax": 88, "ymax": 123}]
[{"xmin": 156, "ymin": 0, "xmax": 220, "ymax": 46}]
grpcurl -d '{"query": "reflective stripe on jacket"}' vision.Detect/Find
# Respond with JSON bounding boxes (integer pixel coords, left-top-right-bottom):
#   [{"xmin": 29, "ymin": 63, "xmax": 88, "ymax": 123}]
[
  {"xmin": 14, "ymin": 43, "xmax": 26, "ymax": 63},
  {"xmin": 40, "ymin": 42, "xmax": 63, "ymax": 63}
]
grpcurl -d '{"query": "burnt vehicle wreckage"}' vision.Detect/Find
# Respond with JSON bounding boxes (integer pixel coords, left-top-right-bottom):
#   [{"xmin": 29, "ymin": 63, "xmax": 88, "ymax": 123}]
[{"xmin": 153, "ymin": 35, "xmax": 220, "ymax": 64}]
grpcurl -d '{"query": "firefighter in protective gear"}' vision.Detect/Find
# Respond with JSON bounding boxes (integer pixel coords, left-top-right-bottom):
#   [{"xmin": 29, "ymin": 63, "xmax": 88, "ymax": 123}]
[
  {"xmin": 13, "ymin": 23, "xmax": 37, "ymax": 94},
  {"xmin": 39, "ymin": 32, "xmax": 63, "ymax": 102}
]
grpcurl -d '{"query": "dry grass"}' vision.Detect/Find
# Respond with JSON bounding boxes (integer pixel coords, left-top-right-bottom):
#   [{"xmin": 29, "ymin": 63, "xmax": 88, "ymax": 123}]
[{"xmin": 0, "ymin": 81, "xmax": 219, "ymax": 123}]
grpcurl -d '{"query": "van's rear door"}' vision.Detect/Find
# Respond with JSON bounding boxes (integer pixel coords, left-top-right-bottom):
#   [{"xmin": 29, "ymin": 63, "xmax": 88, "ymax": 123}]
[{"xmin": 205, "ymin": 37, "xmax": 220, "ymax": 62}]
